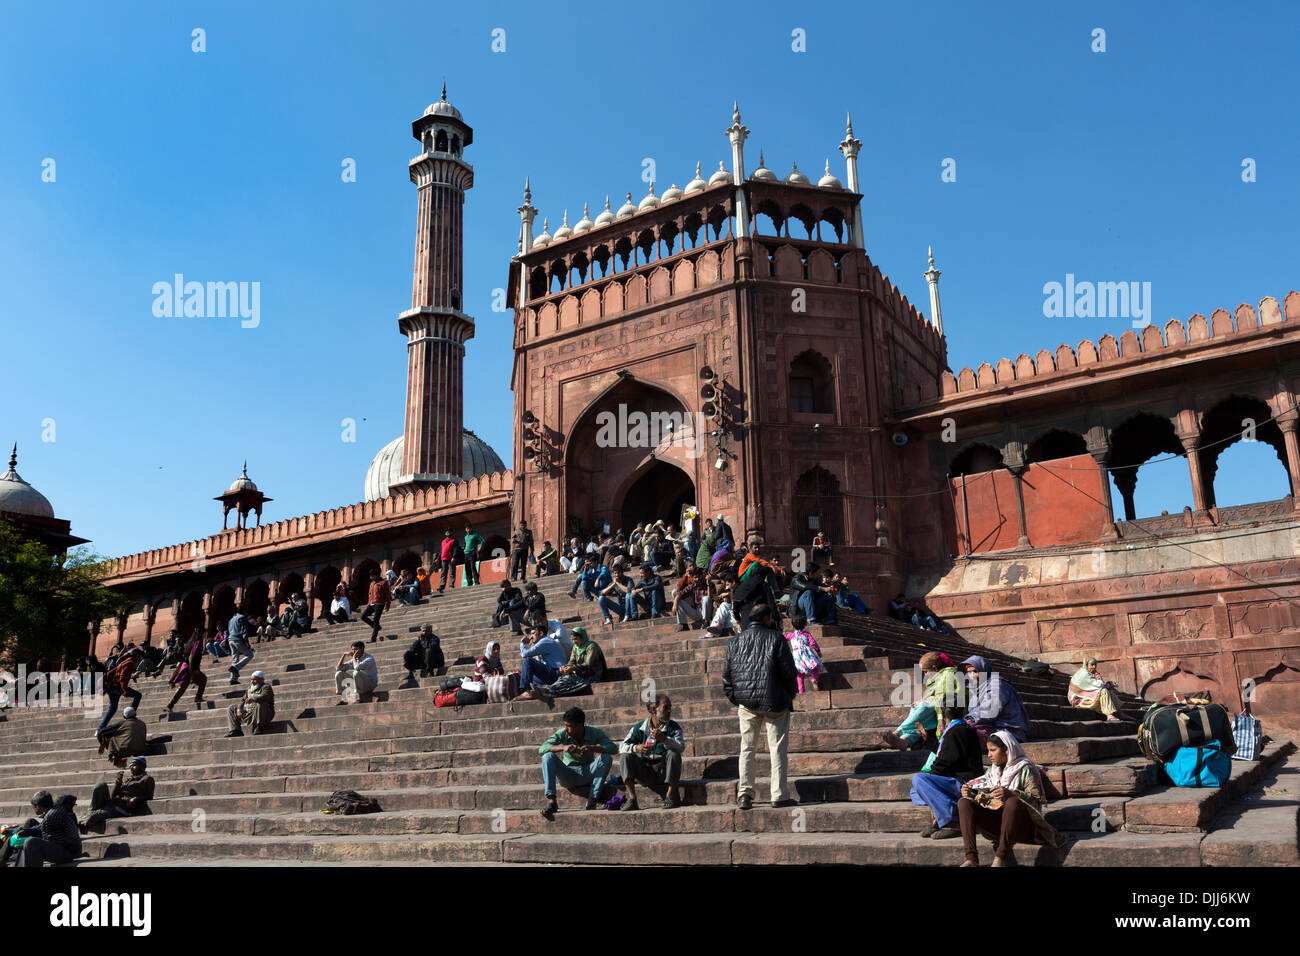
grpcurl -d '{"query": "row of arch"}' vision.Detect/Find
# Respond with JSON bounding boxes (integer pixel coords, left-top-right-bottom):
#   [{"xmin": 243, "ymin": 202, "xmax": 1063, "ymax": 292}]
[{"xmin": 948, "ymin": 395, "xmax": 1292, "ymax": 519}]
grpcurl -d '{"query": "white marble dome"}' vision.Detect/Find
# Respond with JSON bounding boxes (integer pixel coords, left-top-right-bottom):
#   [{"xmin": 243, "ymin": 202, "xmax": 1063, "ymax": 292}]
[
  {"xmin": 553, "ymin": 210, "xmax": 573, "ymax": 241},
  {"xmin": 364, "ymin": 430, "xmax": 506, "ymax": 501},
  {"xmin": 574, "ymin": 203, "xmax": 594, "ymax": 233},
  {"xmin": 616, "ymin": 192, "xmax": 637, "ymax": 219},
  {"xmin": 0, "ymin": 447, "xmax": 54, "ymax": 519},
  {"xmin": 708, "ymin": 161, "xmax": 732, "ymax": 186},
  {"xmin": 533, "ymin": 217, "xmax": 552, "ymax": 248},
  {"xmin": 785, "ymin": 163, "xmax": 810, "ymax": 184},
  {"xmin": 817, "ymin": 159, "xmax": 843, "ymax": 189},
  {"xmin": 661, "ymin": 183, "xmax": 683, "ymax": 203},
  {"xmin": 684, "ymin": 163, "xmax": 708, "ymax": 194},
  {"xmin": 594, "ymin": 196, "xmax": 616, "ymax": 227},
  {"xmin": 638, "ymin": 184, "xmax": 660, "ymax": 211},
  {"xmin": 750, "ymin": 152, "xmax": 778, "ymax": 181}
]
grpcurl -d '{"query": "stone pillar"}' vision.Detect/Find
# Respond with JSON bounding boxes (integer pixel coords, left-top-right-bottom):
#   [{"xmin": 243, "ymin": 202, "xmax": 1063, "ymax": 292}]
[
  {"xmin": 1278, "ymin": 414, "xmax": 1300, "ymax": 506},
  {"xmin": 1009, "ymin": 465, "xmax": 1032, "ymax": 548},
  {"xmin": 303, "ymin": 572, "xmax": 317, "ymax": 620},
  {"xmin": 1179, "ymin": 433, "xmax": 1209, "ymax": 512},
  {"xmin": 202, "ymin": 591, "xmax": 214, "ymax": 639},
  {"xmin": 143, "ymin": 604, "xmax": 156, "ymax": 644},
  {"xmin": 1086, "ymin": 428, "xmax": 1119, "ymax": 538}
]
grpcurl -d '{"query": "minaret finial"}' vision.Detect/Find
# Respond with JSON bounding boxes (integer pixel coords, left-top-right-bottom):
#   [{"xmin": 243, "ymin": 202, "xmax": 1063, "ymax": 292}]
[
  {"xmin": 242, "ymin": 460, "xmax": 248, "ymax": 477},
  {"xmin": 733, "ymin": 100, "xmax": 740, "ymax": 123},
  {"xmin": 8, "ymin": 443, "xmax": 15, "ymax": 470},
  {"xmin": 524, "ymin": 177, "xmax": 531, "ymax": 200},
  {"xmin": 441, "ymin": 79, "xmax": 447, "ymax": 101},
  {"xmin": 846, "ymin": 111, "xmax": 854, "ymax": 135},
  {"xmin": 604, "ymin": 195, "xmax": 611, "ymax": 210}
]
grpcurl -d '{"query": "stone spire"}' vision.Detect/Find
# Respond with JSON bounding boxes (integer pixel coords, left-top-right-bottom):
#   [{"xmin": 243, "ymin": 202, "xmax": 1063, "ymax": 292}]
[
  {"xmin": 518, "ymin": 177, "xmax": 537, "ymax": 254},
  {"xmin": 924, "ymin": 245, "xmax": 945, "ymax": 337},
  {"xmin": 839, "ymin": 111, "xmax": 865, "ymax": 249},
  {"xmin": 725, "ymin": 101, "xmax": 751, "ymax": 238}
]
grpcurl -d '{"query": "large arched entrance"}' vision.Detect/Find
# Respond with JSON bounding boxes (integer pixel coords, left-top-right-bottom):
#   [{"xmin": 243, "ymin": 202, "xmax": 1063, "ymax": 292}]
[
  {"xmin": 565, "ymin": 379, "xmax": 701, "ymax": 537},
  {"xmin": 618, "ymin": 460, "xmax": 696, "ymax": 533}
]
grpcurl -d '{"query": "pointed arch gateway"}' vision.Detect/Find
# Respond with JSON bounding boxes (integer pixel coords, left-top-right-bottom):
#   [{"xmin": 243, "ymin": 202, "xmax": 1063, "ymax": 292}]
[
  {"xmin": 565, "ymin": 378, "xmax": 700, "ymax": 537},
  {"xmin": 794, "ymin": 466, "xmax": 844, "ymax": 550}
]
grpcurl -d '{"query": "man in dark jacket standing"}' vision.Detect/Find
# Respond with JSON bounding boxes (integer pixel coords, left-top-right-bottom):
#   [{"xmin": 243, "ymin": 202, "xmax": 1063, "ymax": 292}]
[
  {"xmin": 510, "ymin": 521, "xmax": 535, "ymax": 582},
  {"xmin": 722, "ymin": 604, "xmax": 799, "ymax": 810}
]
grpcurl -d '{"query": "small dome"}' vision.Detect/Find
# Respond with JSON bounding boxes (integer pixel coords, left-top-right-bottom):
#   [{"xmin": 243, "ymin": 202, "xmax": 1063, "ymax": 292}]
[
  {"xmin": 684, "ymin": 162, "xmax": 708, "ymax": 194},
  {"xmin": 553, "ymin": 210, "xmax": 573, "ymax": 241},
  {"xmin": 616, "ymin": 192, "xmax": 637, "ymax": 219},
  {"xmin": 817, "ymin": 159, "xmax": 843, "ymax": 189},
  {"xmin": 533, "ymin": 217, "xmax": 552, "ymax": 248},
  {"xmin": 574, "ymin": 203, "xmax": 594, "ymax": 233},
  {"xmin": 0, "ymin": 446, "xmax": 55, "ymax": 519},
  {"xmin": 423, "ymin": 83, "xmax": 463, "ymax": 121},
  {"xmin": 750, "ymin": 152, "xmax": 778, "ymax": 182},
  {"xmin": 638, "ymin": 183, "xmax": 660, "ymax": 211},
  {"xmin": 594, "ymin": 195, "xmax": 616, "ymax": 227},
  {"xmin": 227, "ymin": 463, "xmax": 258, "ymax": 493},
  {"xmin": 661, "ymin": 183, "xmax": 683, "ymax": 203},
  {"xmin": 364, "ymin": 430, "xmax": 506, "ymax": 501},
  {"xmin": 708, "ymin": 161, "xmax": 733, "ymax": 186},
  {"xmin": 785, "ymin": 162, "xmax": 810, "ymax": 184}
]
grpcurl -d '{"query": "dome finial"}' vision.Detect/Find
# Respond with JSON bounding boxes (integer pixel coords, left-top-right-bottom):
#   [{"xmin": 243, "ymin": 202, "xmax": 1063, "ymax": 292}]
[
  {"xmin": 732, "ymin": 100, "xmax": 741, "ymax": 124},
  {"xmin": 846, "ymin": 111, "xmax": 854, "ymax": 135},
  {"xmin": 524, "ymin": 177, "xmax": 531, "ymax": 201},
  {"xmin": 8, "ymin": 443, "xmax": 15, "ymax": 470},
  {"xmin": 242, "ymin": 460, "xmax": 248, "ymax": 477},
  {"xmin": 441, "ymin": 79, "xmax": 447, "ymax": 102}
]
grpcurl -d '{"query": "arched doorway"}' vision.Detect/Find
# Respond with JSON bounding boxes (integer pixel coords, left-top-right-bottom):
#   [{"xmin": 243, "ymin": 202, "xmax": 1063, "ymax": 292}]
[
  {"xmin": 314, "ymin": 567, "xmax": 342, "ymax": 608},
  {"xmin": 349, "ymin": 561, "xmax": 380, "ymax": 600},
  {"xmin": 177, "ymin": 592, "xmax": 204, "ymax": 643},
  {"xmin": 794, "ymin": 466, "xmax": 845, "ymax": 551},
  {"xmin": 243, "ymin": 579, "xmax": 270, "ymax": 617},
  {"xmin": 565, "ymin": 378, "xmax": 700, "ymax": 537},
  {"xmin": 211, "ymin": 587, "xmax": 237, "ymax": 634},
  {"xmin": 618, "ymin": 460, "xmax": 696, "ymax": 534}
]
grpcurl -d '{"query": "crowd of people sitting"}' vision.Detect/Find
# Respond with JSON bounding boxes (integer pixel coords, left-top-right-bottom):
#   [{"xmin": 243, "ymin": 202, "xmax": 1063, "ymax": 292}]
[{"xmin": 5, "ymin": 507, "xmax": 1123, "ymax": 868}]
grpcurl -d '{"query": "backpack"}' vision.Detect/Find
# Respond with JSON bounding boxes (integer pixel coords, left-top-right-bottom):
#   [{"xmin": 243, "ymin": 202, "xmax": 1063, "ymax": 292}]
[
  {"xmin": 486, "ymin": 672, "xmax": 519, "ymax": 703},
  {"xmin": 1138, "ymin": 702, "xmax": 1237, "ymax": 764},
  {"xmin": 1231, "ymin": 712, "xmax": 1263, "ymax": 761},
  {"xmin": 435, "ymin": 689, "xmax": 459, "ymax": 708},
  {"xmin": 323, "ymin": 789, "xmax": 381, "ymax": 814},
  {"xmin": 1020, "ymin": 660, "xmax": 1051, "ymax": 678},
  {"xmin": 106, "ymin": 656, "xmax": 134, "ymax": 693},
  {"xmin": 546, "ymin": 673, "xmax": 590, "ymax": 698},
  {"xmin": 455, "ymin": 687, "xmax": 487, "ymax": 708},
  {"xmin": 440, "ymin": 677, "xmax": 462, "ymax": 692},
  {"xmin": 1165, "ymin": 742, "xmax": 1232, "ymax": 788}
]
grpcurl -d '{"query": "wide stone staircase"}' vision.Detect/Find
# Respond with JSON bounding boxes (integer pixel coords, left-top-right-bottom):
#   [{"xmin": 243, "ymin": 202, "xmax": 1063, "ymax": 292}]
[{"xmin": 2, "ymin": 579, "xmax": 1296, "ymax": 866}]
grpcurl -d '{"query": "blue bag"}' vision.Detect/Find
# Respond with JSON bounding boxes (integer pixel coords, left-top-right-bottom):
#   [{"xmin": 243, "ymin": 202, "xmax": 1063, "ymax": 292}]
[{"xmin": 1165, "ymin": 741, "xmax": 1231, "ymax": 788}]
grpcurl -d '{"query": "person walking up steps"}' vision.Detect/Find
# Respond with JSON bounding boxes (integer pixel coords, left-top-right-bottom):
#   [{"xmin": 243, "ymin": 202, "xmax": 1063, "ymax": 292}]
[
  {"xmin": 164, "ymin": 629, "xmax": 207, "ymax": 715},
  {"xmin": 360, "ymin": 570, "xmax": 392, "ymax": 643},
  {"xmin": 226, "ymin": 607, "xmax": 254, "ymax": 686}
]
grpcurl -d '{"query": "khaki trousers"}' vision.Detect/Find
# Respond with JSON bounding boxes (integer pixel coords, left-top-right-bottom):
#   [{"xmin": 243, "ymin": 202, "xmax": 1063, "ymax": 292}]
[{"xmin": 737, "ymin": 704, "xmax": 791, "ymax": 802}]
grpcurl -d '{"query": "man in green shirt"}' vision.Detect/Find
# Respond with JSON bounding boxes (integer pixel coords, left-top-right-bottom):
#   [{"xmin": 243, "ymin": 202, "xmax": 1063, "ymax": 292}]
[
  {"xmin": 538, "ymin": 706, "xmax": 617, "ymax": 818},
  {"xmin": 463, "ymin": 524, "xmax": 486, "ymax": 587}
]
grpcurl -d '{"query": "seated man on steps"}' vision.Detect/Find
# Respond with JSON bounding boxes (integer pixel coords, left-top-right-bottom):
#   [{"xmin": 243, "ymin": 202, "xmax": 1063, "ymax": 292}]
[
  {"xmin": 13, "ymin": 790, "xmax": 81, "ymax": 868},
  {"xmin": 618, "ymin": 694, "xmax": 685, "ymax": 810},
  {"xmin": 96, "ymin": 705, "xmax": 148, "ymax": 766},
  {"xmin": 515, "ymin": 622, "xmax": 569, "ymax": 700},
  {"xmin": 84, "ymin": 757, "xmax": 155, "ymax": 834},
  {"xmin": 568, "ymin": 555, "xmax": 611, "ymax": 603},
  {"xmin": 493, "ymin": 579, "xmax": 525, "ymax": 634},
  {"xmin": 336, "ymin": 640, "xmax": 380, "ymax": 703},
  {"xmin": 538, "ymin": 706, "xmax": 618, "ymax": 818},
  {"xmin": 521, "ymin": 581, "xmax": 548, "ymax": 627},
  {"xmin": 226, "ymin": 670, "xmax": 274, "ymax": 737},
  {"xmin": 626, "ymin": 564, "xmax": 665, "ymax": 620},
  {"xmin": 402, "ymin": 625, "xmax": 444, "ymax": 684},
  {"xmin": 909, "ymin": 704, "xmax": 983, "ymax": 840}
]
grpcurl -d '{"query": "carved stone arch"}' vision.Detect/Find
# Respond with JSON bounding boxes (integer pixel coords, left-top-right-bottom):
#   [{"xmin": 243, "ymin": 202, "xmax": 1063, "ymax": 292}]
[
  {"xmin": 789, "ymin": 349, "xmax": 835, "ymax": 415},
  {"xmin": 949, "ymin": 442, "xmax": 1005, "ymax": 477}
]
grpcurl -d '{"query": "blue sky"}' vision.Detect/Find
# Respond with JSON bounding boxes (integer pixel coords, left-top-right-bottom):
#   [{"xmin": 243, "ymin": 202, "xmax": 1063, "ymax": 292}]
[{"xmin": 3, "ymin": 1, "xmax": 1297, "ymax": 558}]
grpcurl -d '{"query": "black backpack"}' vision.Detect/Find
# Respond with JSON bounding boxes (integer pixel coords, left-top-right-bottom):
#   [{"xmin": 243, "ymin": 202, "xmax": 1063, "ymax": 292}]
[
  {"xmin": 323, "ymin": 789, "xmax": 381, "ymax": 815},
  {"xmin": 1021, "ymin": 660, "xmax": 1051, "ymax": 678}
]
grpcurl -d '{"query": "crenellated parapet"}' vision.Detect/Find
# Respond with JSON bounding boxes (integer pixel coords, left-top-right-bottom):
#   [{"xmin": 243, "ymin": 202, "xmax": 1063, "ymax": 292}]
[{"xmin": 940, "ymin": 293, "xmax": 1300, "ymax": 397}]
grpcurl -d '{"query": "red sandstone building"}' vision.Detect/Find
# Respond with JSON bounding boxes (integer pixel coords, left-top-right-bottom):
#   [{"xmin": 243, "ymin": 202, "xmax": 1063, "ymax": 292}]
[{"xmin": 90, "ymin": 93, "xmax": 1300, "ymax": 731}]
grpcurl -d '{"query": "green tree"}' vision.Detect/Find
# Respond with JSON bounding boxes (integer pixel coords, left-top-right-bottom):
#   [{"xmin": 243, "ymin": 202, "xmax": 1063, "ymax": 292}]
[{"xmin": 0, "ymin": 519, "xmax": 132, "ymax": 665}]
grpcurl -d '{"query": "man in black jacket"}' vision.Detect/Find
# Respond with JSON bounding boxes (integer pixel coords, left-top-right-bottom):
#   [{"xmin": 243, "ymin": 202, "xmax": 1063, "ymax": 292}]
[
  {"xmin": 14, "ymin": 790, "xmax": 82, "ymax": 867},
  {"xmin": 521, "ymin": 582, "xmax": 548, "ymax": 629},
  {"xmin": 401, "ymin": 625, "xmax": 444, "ymax": 683},
  {"xmin": 509, "ymin": 521, "xmax": 535, "ymax": 582},
  {"xmin": 493, "ymin": 580, "xmax": 525, "ymax": 634},
  {"xmin": 722, "ymin": 604, "xmax": 799, "ymax": 810},
  {"xmin": 909, "ymin": 704, "xmax": 984, "ymax": 838}
]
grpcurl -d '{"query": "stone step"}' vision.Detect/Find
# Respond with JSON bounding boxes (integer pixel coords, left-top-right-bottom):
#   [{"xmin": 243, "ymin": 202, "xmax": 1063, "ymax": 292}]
[
  {"xmin": 1200, "ymin": 750, "xmax": 1300, "ymax": 866},
  {"xmin": 1124, "ymin": 741, "xmax": 1295, "ymax": 832}
]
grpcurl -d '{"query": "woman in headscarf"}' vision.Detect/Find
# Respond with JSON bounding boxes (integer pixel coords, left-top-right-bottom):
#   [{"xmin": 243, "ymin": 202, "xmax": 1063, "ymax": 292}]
[
  {"xmin": 961, "ymin": 655, "xmax": 1030, "ymax": 746},
  {"xmin": 1068, "ymin": 656, "xmax": 1121, "ymax": 721},
  {"xmin": 881, "ymin": 652, "xmax": 961, "ymax": 751},
  {"xmin": 475, "ymin": 639, "xmax": 505, "ymax": 680},
  {"xmin": 956, "ymin": 730, "xmax": 1065, "ymax": 866}
]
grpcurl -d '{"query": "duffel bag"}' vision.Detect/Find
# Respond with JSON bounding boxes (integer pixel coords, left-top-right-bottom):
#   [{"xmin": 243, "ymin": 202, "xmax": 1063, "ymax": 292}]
[
  {"xmin": 546, "ymin": 673, "xmax": 591, "ymax": 698},
  {"xmin": 1139, "ymin": 702, "xmax": 1237, "ymax": 764},
  {"xmin": 440, "ymin": 677, "xmax": 461, "ymax": 692},
  {"xmin": 455, "ymin": 688, "xmax": 487, "ymax": 708},
  {"xmin": 1165, "ymin": 742, "xmax": 1232, "ymax": 787},
  {"xmin": 435, "ymin": 689, "xmax": 458, "ymax": 708},
  {"xmin": 486, "ymin": 672, "xmax": 519, "ymax": 703}
]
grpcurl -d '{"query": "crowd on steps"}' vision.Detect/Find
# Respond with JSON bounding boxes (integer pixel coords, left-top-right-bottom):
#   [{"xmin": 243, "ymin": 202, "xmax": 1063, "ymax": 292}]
[{"xmin": 3, "ymin": 509, "xmax": 1122, "ymax": 868}]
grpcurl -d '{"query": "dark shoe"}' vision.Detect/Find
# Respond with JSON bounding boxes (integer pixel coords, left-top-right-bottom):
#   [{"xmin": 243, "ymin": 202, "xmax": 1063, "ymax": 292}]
[
  {"xmin": 931, "ymin": 826, "xmax": 961, "ymax": 839},
  {"xmin": 678, "ymin": 624, "xmax": 689, "ymax": 632},
  {"xmin": 919, "ymin": 823, "xmax": 938, "ymax": 838},
  {"xmin": 224, "ymin": 730, "xmax": 243, "ymax": 738},
  {"xmin": 250, "ymin": 727, "xmax": 263, "ymax": 736},
  {"xmin": 772, "ymin": 798, "xmax": 798, "ymax": 809},
  {"xmin": 880, "ymin": 731, "xmax": 905, "ymax": 750},
  {"xmin": 540, "ymin": 797, "xmax": 557, "ymax": 821},
  {"xmin": 738, "ymin": 794, "xmax": 753, "ymax": 811},
  {"xmin": 585, "ymin": 798, "xmax": 599, "ymax": 810},
  {"xmin": 228, "ymin": 676, "xmax": 239, "ymax": 686},
  {"xmin": 662, "ymin": 794, "xmax": 680, "ymax": 810}
]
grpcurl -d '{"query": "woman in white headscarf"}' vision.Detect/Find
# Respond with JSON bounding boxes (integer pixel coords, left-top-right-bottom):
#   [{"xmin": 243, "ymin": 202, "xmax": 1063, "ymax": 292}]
[
  {"xmin": 956, "ymin": 730, "xmax": 1064, "ymax": 866},
  {"xmin": 1068, "ymin": 656, "xmax": 1121, "ymax": 720},
  {"xmin": 474, "ymin": 640, "xmax": 504, "ymax": 680}
]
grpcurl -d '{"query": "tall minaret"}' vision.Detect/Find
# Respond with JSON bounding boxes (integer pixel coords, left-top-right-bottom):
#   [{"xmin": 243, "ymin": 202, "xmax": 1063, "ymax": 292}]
[
  {"xmin": 394, "ymin": 85, "xmax": 475, "ymax": 488},
  {"xmin": 924, "ymin": 245, "xmax": 945, "ymax": 336},
  {"xmin": 838, "ymin": 112, "xmax": 865, "ymax": 250},
  {"xmin": 516, "ymin": 178, "xmax": 537, "ymax": 305},
  {"xmin": 725, "ymin": 102, "xmax": 751, "ymax": 239}
]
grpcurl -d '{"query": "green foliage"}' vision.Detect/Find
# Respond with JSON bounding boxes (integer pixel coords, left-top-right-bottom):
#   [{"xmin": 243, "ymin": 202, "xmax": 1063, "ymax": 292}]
[{"xmin": 0, "ymin": 520, "xmax": 132, "ymax": 664}]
